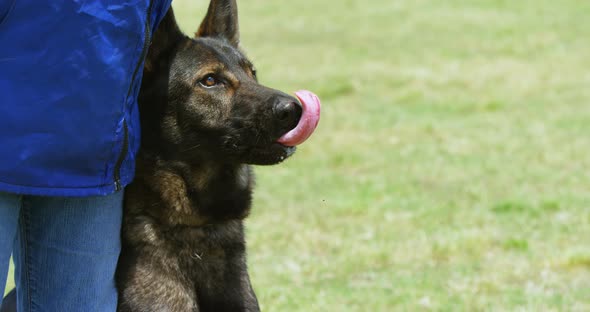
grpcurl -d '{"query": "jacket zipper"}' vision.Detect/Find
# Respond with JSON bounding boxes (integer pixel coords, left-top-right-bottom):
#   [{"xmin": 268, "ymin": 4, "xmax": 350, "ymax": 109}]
[
  {"xmin": 113, "ymin": 120, "xmax": 129, "ymax": 191},
  {"xmin": 114, "ymin": 0, "xmax": 154, "ymax": 191}
]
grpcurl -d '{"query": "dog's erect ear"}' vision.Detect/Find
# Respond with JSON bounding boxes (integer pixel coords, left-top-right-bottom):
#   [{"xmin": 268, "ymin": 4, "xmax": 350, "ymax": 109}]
[
  {"xmin": 145, "ymin": 8, "xmax": 186, "ymax": 73},
  {"xmin": 195, "ymin": 0, "xmax": 239, "ymax": 47}
]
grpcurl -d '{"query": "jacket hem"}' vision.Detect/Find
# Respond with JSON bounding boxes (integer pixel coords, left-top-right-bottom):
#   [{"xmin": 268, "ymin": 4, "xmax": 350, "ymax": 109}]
[{"xmin": 0, "ymin": 174, "xmax": 133, "ymax": 197}]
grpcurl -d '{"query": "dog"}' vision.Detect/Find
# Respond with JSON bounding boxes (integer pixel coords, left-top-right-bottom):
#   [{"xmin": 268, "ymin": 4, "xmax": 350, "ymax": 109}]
[
  {"xmin": 1, "ymin": 0, "xmax": 320, "ymax": 311},
  {"xmin": 116, "ymin": 0, "xmax": 320, "ymax": 310}
]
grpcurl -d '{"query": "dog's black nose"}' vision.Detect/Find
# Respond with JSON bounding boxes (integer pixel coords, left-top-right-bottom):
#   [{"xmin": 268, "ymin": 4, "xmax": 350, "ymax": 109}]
[{"xmin": 273, "ymin": 99, "xmax": 302, "ymax": 131}]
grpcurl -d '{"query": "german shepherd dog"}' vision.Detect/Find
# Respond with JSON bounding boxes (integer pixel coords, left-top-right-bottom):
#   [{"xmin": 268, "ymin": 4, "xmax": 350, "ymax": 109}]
[
  {"xmin": 1, "ymin": 0, "xmax": 320, "ymax": 311},
  {"xmin": 118, "ymin": 0, "xmax": 320, "ymax": 310}
]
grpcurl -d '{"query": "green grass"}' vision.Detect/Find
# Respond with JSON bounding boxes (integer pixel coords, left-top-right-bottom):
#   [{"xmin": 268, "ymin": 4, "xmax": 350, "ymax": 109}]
[
  {"xmin": 6, "ymin": 0, "xmax": 590, "ymax": 310},
  {"xmin": 4, "ymin": 262, "xmax": 12, "ymax": 296}
]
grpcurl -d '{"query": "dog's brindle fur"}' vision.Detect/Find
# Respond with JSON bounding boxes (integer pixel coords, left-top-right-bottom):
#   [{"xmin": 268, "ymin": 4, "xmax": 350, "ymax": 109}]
[
  {"xmin": 0, "ymin": 1, "xmax": 301, "ymax": 311},
  {"xmin": 117, "ymin": 0, "xmax": 302, "ymax": 311}
]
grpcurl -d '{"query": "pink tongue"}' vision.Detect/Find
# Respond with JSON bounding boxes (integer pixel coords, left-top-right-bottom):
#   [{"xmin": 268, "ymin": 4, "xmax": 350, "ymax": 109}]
[{"xmin": 277, "ymin": 90, "xmax": 321, "ymax": 146}]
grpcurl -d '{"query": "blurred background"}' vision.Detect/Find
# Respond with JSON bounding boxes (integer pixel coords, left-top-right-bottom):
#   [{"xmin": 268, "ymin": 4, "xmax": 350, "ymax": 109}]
[{"xmin": 6, "ymin": 0, "xmax": 590, "ymax": 310}]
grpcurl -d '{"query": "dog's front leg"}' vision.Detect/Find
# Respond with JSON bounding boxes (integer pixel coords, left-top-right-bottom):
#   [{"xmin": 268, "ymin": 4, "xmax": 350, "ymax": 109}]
[{"xmin": 193, "ymin": 245, "xmax": 260, "ymax": 312}]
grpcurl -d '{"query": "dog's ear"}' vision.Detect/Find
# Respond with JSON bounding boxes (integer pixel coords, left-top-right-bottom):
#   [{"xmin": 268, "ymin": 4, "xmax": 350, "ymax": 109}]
[
  {"xmin": 145, "ymin": 8, "xmax": 186, "ymax": 73},
  {"xmin": 195, "ymin": 0, "xmax": 239, "ymax": 47}
]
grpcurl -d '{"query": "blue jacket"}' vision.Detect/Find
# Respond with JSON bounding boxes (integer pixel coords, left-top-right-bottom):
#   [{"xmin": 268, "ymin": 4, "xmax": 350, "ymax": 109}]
[{"xmin": 0, "ymin": 0, "xmax": 172, "ymax": 196}]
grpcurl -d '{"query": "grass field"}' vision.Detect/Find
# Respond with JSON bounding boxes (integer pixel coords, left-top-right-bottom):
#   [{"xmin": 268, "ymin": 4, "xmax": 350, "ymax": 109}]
[{"xmin": 5, "ymin": 0, "xmax": 590, "ymax": 310}]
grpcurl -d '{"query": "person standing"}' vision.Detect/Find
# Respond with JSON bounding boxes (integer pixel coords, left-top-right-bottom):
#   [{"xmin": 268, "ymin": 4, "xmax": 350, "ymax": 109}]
[{"xmin": 0, "ymin": 0, "xmax": 172, "ymax": 310}]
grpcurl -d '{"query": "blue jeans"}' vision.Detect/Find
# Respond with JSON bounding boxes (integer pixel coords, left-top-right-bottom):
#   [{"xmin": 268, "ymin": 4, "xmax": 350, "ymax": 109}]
[{"xmin": 0, "ymin": 191, "xmax": 123, "ymax": 312}]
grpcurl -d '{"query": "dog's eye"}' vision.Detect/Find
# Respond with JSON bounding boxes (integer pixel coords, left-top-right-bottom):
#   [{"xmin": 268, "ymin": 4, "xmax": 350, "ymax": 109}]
[{"xmin": 199, "ymin": 75, "xmax": 219, "ymax": 88}]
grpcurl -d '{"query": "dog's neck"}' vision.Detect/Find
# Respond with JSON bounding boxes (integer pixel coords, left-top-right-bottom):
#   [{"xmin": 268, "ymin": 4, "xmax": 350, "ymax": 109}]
[{"xmin": 133, "ymin": 152, "xmax": 254, "ymax": 227}]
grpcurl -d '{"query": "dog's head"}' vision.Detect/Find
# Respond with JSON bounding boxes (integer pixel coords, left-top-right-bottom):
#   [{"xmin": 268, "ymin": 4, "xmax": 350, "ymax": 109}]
[{"xmin": 140, "ymin": 0, "xmax": 317, "ymax": 165}]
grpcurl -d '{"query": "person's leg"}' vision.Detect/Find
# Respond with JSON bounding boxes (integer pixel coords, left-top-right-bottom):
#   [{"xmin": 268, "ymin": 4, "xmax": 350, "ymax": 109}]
[
  {"xmin": 13, "ymin": 191, "xmax": 123, "ymax": 312},
  {"xmin": 0, "ymin": 192, "xmax": 21, "ymax": 304}
]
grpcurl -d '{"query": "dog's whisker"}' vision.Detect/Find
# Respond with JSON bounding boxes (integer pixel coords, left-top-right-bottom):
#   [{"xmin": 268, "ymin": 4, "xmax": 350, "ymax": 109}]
[
  {"xmin": 254, "ymin": 131, "xmax": 263, "ymax": 145},
  {"xmin": 181, "ymin": 144, "xmax": 201, "ymax": 152},
  {"xmin": 191, "ymin": 251, "xmax": 203, "ymax": 260}
]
